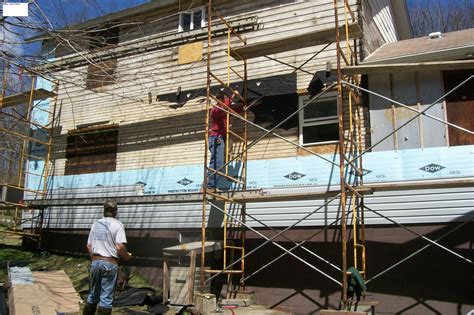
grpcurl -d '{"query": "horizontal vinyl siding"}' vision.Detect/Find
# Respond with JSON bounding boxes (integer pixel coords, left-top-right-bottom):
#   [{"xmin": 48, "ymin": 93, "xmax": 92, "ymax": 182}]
[
  {"xmin": 246, "ymin": 186, "xmax": 473, "ymax": 226},
  {"xmin": 50, "ymin": 0, "xmax": 361, "ymax": 175},
  {"xmin": 24, "ymin": 186, "xmax": 473, "ymax": 229},
  {"xmin": 361, "ymin": 0, "xmax": 400, "ymax": 57}
]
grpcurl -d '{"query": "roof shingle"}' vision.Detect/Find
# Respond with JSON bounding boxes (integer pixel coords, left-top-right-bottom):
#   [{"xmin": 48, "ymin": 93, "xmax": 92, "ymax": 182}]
[{"xmin": 364, "ymin": 28, "xmax": 474, "ymax": 64}]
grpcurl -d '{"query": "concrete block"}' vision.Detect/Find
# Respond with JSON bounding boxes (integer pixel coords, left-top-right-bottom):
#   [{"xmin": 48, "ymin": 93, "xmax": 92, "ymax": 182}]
[
  {"xmin": 349, "ymin": 301, "xmax": 377, "ymax": 315},
  {"xmin": 194, "ymin": 292, "xmax": 217, "ymax": 314},
  {"xmin": 234, "ymin": 291, "xmax": 256, "ymax": 305}
]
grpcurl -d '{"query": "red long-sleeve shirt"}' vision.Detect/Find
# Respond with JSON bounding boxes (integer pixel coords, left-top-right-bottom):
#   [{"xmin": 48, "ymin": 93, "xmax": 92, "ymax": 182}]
[{"xmin": 209, "ymin": 97, "xmax": 230, "ymax": 137}]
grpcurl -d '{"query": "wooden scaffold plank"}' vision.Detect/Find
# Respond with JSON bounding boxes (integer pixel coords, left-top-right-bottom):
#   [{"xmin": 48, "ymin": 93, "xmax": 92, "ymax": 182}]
[{"xmin": 0, "ymin": 88, "xmax": 56, "ymax": 108}]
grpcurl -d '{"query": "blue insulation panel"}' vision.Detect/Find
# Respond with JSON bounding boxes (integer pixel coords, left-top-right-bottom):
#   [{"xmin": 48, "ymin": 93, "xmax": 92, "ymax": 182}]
[
  {"xmin": 27, "ymin": 145, "xmax": 474, "ymax": 193},
  {"xmin": 25, "ymin": 75, "xmax": 54, "ymax": 193}
]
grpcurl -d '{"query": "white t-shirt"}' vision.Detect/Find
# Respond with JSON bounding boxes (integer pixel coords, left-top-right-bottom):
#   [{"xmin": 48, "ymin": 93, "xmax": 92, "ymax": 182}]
[{"xmin": 87, "ymin": 217, "xmax": 127, "ymax": 259}]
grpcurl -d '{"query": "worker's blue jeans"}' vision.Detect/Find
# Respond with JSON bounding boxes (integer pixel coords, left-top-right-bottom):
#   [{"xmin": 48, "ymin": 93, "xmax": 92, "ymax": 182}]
[
  {"xmin": 208, "ymin": 135, "xmax": 225, "ymax": 189},
  {"xmin": 86, "ymin": 259, "xmax": 118, "ymax": 309}
]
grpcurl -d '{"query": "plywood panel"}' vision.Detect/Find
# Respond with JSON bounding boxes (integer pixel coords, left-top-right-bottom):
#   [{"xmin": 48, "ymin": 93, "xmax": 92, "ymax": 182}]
[
  {"xmin": 446, "ymin": 101, "xmax": 474, "ymax": 145},
  {"xmin": 443, "ymin": 69, "xmax": 474, "ymax": 146},
  {"xmin": 178, "ymin": 42, "xmax": 203, "ymax": 64},
  {"xmin": 32, "ymin": 270, "xmax": 81, "ymax": 314}
]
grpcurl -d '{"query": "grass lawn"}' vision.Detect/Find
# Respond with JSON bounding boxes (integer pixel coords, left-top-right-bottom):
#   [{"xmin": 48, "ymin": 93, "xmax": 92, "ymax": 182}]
[{"xmin": 0, "ymin": 228, "xmax": 156, "ymax": 314}]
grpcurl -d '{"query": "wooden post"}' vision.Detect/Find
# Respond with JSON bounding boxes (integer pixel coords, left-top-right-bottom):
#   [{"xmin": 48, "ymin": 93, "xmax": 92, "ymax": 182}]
[
  {"xmin": 188, "ymin": 250, "xmax": 197, "ymax": 305},
  {"xmin": 163, "ymin": 255, "xmax": 169, "ymax": 303}
]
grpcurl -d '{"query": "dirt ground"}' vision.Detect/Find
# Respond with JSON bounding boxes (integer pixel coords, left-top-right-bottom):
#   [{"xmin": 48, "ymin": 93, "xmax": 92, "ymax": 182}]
[{"xmin": 0, "ymin": 228, "xmax": 158, "ymax": 314}]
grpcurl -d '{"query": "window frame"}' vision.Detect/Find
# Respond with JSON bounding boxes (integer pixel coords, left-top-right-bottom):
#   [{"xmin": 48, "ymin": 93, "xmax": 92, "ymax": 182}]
[
  {"xmin": 298, "ymin": 92, "xmax": 339, "ymax": 146},
  {"xmin": 178, "ymin": 6, "xmax": 206, "ymax": 32}
]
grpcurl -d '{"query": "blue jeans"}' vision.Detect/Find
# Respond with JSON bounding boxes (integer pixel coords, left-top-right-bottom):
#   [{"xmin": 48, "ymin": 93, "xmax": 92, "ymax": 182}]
[
  {"xmin": 86, "ymin": 260, "xmax": 118, "ymax": 308},
  {"xmin": 208, "ymin": 135, "xmax": 225, "ymax": 189}
]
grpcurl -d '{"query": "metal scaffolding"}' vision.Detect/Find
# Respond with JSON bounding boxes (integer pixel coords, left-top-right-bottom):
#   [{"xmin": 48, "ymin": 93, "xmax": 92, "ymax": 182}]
[
  {"xmin": 201, "ymin": 0, "xmax": 249, "ymax": 295},
  {"xmin": 0, "ymin": 61, "xmax": 59, "ymax": 246},
  {"xmin": 334, "ymin": 1, "xmax": 366, "ymax": 305},
  {"xmin": 198, "ymin": 0, "xmax": 368, "ymax": 307},
  {"xmin": 198, "ymin": 0, "xmax": 473, "ymax": 310},
  {"xmin": 15, "ymin": 0, "xmax": 473, "ymax": 311}
]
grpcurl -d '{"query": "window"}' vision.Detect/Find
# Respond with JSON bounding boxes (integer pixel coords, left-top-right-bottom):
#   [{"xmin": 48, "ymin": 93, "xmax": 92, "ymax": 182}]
[
  {"xmin": 88, "ymin": 25, "xmax": 119, "ymax": 50},
  {"xmin": 178, "ymin": 7, "xmax": 205, "ymax": 32},
  {"xmin": 65, "ymin": 125, "xmax": 118, "ymax": 175},
  {"xmin": 86, "ymin": 25, "xmax": 119, "ymax": 90},
  {"xmin": 299, "ymin": 93, "xmax": 339, "ymax": 145}
]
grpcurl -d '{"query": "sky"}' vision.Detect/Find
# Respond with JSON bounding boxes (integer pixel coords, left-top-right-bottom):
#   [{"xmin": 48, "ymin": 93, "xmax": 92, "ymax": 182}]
[
  {"xmin": 34, "ymin": 0, "xmax": 151, "ymax": 28},
  {"xmin": 2, "ymin": 0, "xmax": 472, "ymax": 44},
  {"xmin": 2, "ymin": 0, "xmax": 151, "ymax": 28},
  {"xmin": 1, "ymin": 0, "xmax": 151, "ymax": 78}
]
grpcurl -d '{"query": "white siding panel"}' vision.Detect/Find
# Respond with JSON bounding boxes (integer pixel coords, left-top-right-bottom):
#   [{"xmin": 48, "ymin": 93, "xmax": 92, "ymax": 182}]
[
  {"xmin": 25, "ymin": 186, "xmax": 473, "ymax": 230},
  {"xmin": 361, "ymin": 0, "xmax": 401, "ymax": 56}
]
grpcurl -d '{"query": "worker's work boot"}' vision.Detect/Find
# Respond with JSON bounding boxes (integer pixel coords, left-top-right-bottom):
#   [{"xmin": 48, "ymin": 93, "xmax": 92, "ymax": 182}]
[
  {"xmin": 96, "ymin": 306, "xmax": 113, "ymax": 315},
  {"xmin": 82, "ymin": 302, "xmax": 97, "ymax": 315}
]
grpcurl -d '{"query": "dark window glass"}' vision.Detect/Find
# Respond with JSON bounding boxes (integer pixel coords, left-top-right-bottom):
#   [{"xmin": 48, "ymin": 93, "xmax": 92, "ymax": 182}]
[
  {"xmin": 304, "ymin": 99, "xmax": 337, "ymax": 120},
  {"xmin": 302, "ymin": 123, "xmax": 339, "ymax": 144},
  {"xmin": 193, "ymin": 10, "xmax": 202, "ymax": 29},
  {"xmin": 89, "ymin": 25, "xmax": 119, "ymax": 50},
  {"xmin": 182, "ymin": 13, "xmax": 191, "ymax": 31}
]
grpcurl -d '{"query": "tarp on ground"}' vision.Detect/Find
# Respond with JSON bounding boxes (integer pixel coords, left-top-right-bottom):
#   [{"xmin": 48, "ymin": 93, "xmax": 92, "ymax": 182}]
[{"xmin": 8, "ymin": 270, "xmax": 80, "ymax": 314}]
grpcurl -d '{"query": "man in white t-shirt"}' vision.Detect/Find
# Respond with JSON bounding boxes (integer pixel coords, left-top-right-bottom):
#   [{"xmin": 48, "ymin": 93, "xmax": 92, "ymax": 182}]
[{"xmin": 83, "ymin": 200, "xmax": 132, "ymax": 315}]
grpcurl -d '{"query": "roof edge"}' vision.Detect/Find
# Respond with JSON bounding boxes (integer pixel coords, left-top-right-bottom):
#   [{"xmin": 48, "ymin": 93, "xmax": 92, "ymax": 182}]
[
  {"xmin": 27, "ymin": 0, "xmax": 178, "ymax": 42},
  {"xmin": 362, "ymin": 45, "xmax": 474, "ymax": 65}
]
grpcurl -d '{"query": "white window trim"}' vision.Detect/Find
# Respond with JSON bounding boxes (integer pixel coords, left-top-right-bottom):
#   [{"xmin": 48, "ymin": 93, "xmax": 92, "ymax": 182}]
[
  {"xmin": 178, "ymin": 6, "xmax": 206, "ymax": 32},
  {"xmin": 298, "ymin": 93, "xmax": 339, "ymax": 146}
]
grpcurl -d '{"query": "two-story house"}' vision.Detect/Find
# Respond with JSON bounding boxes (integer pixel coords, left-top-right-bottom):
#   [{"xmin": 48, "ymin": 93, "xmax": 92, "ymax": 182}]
[{"xmin": 20, "ymin": 1, "xmax": 473, "ymax": 314}]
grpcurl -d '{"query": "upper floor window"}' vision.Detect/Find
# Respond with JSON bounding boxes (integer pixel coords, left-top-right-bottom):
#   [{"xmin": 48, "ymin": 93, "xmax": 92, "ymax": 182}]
[
  {"xmin": 178, "ymin": 7, "xmax": 205, "ymax": 32},
  {"xmin": 89, "ymin": 25, "xmax": 119, "ymax": 50},
  {"xmin": 299, "ymin": 93, "xmax": 339, "ymax": 146},
  {"xmin": 86, "ymin": 25, "xmax": 119, "ymax": 90}
]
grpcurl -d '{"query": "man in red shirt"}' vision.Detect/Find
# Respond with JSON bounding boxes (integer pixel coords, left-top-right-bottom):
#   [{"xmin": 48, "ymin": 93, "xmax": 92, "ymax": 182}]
[{"xmin": 207, "ymin": 91, "xmax": 238, "ymax": 190}]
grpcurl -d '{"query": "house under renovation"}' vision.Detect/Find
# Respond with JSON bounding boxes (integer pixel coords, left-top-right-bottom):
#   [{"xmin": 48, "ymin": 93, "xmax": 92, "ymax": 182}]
[{"xmin": 0, "ymin": 0, "xmax": 473, "ymax": 314}]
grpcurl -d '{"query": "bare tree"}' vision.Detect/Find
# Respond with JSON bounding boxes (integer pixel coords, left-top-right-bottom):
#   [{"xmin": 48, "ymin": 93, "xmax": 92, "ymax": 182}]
[{"xmin": 409, "ymin": 0, "xmax": 474, "ymax": 37}]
